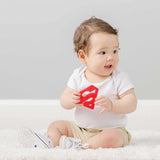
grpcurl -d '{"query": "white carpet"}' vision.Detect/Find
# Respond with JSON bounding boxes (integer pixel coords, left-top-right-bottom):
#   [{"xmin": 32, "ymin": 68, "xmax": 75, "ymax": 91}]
[{"xmin": 0, "ymin": 129, "xmax": 160, "ymax": 160}]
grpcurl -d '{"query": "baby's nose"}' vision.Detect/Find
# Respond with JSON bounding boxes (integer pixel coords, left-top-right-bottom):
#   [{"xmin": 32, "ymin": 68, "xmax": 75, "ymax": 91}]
[{"xmin": 106, "ymin": 55, "xmax": 113, "ymax": 61}]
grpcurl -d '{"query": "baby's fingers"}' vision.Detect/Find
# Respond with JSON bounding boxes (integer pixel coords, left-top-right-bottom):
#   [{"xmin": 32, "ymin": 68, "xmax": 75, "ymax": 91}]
[
  {"xmin": 95, "ymin": 96, "xmax": 105, "ymax": 105},
  {"xmin": 72, "ymin": 92, "xmax": 80, "ymax": 99},
  {"xmin": 73, "ymin": 91, "xmax": 80, "ymax": 97},
  {"xmin": 72, "ymin": 91, "xmax": 81, "ymax": 104},
  {"xmin": 99, "ymin": 107, "xmax": 106, "ymax": 114}
]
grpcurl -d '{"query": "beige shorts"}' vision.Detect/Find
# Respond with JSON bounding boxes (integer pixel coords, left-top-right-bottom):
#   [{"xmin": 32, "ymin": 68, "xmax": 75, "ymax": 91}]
[{"xmin": 69, "ymin": 121, "xmax": 131, "ymax": 147}]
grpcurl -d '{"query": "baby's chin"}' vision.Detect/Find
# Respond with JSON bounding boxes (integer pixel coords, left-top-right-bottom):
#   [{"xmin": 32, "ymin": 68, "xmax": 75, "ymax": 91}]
[
  {"xmin": 105, "ymin": 70, "xmax": 114, "ymax": 77},
  {"xmin": 98, "ymin": 72, "xmax": 113, "ymax": 79}
]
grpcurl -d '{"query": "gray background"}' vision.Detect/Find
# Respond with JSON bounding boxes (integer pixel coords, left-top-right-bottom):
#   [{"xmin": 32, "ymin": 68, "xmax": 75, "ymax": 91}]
[{"xmin": 0, "ymin": 0, "xmax": 160, "ymax": 99}]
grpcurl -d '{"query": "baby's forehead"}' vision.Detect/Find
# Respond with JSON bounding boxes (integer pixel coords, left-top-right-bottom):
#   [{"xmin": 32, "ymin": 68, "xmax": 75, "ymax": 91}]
[{"xmin": 89, "ymin": 32, "xmax": 118, "ymax": 45}]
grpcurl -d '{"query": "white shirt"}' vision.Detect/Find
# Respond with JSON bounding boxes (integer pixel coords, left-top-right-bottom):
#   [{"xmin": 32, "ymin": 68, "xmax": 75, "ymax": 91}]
[{"xmin": 67, "ymin": 66, "xmax": 134, "ymax": 130}]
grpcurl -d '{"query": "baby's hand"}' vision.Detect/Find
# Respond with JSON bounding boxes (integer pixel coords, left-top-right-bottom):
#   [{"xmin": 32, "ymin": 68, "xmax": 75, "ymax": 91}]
[
  {"xmin": 95, "ymin": 96, "xmax": 113, "ymax": 114},
  {"xmin": 72, "ymin": 91, "xmax": 83, "ymax": 107}
]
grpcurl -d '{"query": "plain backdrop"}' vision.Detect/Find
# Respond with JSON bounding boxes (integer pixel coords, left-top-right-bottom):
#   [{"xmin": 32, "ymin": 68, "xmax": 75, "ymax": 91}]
[{"xmin": 0, "ymin": 0, "xmax": 160, "ymax": 99}]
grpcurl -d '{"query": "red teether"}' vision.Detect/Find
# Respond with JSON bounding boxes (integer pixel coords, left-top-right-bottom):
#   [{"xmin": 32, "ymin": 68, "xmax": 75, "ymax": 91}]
[{"xmin": 77, "ymin": 85, "xmax": 98, "ymax": 109}]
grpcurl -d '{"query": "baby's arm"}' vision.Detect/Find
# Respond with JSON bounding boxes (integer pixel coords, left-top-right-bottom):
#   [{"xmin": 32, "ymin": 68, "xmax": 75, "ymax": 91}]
[
  {"xmin": 60, "ymin": 87, "xmax": 82, "ymax": 110},
  {"xmin": 95, "ymin": 88, "xmax": 137, "ymax": 114},
  {"xmin": 111, "ymin": 88, "xmax": 137, "ymax": 114}
]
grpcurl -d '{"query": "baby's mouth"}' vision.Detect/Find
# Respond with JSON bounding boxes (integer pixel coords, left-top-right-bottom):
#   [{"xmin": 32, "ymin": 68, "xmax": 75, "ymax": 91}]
[{"xmin": 104, "ymin": 65, "xmax": 112, "ymax": 69}]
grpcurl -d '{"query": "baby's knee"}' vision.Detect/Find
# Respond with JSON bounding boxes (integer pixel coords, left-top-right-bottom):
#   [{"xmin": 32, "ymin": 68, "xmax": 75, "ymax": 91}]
[
  {"xmin": 104, "ymin": 130, "xmax": 123, "ymax": 148},
  {"xmin": 106, "ymin": 136, "xmax": 120, "ymax": 148},
  {"xmin": 47, "ymin": 120, "xmax": 73, "ymax": 138},
  {"xmin": 48, "ymin": 120, "xmax": 65, "ymax": 130}
]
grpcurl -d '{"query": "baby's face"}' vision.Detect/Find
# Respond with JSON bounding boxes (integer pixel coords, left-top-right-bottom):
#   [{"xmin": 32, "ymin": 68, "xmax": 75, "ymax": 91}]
[{"xmin": 84, "ymin": 32, "xmax": 119, "ymax": 81}]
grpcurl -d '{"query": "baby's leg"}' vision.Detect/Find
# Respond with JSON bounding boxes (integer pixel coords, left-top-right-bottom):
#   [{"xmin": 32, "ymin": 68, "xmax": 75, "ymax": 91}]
[
  {"xmin": 82, "ymin": 128, "xmax": 124, "ymax": 149},
  {"xmin": 47, "ymin": 120, "xmax": 74, "ymax": 147}
]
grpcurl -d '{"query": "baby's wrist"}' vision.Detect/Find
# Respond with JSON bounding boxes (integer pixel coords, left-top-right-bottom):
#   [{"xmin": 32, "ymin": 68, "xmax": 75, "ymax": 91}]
[{"xmin": 110, "ymin": 99, "xmax": 113, "ymax": 112}]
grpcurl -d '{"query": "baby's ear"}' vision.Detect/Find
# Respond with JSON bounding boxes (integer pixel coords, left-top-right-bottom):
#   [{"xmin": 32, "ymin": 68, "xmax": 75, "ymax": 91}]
[{"xmin": 78, "ymin": 50, "xmax": 87, "ymax": 64}]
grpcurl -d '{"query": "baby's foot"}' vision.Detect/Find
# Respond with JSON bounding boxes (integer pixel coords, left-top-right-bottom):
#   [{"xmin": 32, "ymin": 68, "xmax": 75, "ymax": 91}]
[{"xmin": 59, "ymin": 135, "xmax": 89, "ymax": 149}]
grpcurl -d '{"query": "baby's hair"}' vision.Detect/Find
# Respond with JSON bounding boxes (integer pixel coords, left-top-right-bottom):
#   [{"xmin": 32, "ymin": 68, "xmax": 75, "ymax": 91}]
[{"xmin": 73, "ymin": 17, "xmax": 118, "ymax": 54}]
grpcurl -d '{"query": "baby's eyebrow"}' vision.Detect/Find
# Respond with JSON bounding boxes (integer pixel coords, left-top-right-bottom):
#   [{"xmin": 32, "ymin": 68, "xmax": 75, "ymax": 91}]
[
  {"xmin": 113, "ymin": 45, "xmax": 119, "ymax": 48},
  {"xmin": 98, "ymin": 46, "xmax": 119, "ymax": 51}
]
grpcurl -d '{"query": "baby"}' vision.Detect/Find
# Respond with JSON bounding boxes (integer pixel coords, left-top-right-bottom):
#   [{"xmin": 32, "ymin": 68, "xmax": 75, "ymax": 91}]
[{"xmin": 20, "ymin": 17, "xmax": 137, "ymax": 149}]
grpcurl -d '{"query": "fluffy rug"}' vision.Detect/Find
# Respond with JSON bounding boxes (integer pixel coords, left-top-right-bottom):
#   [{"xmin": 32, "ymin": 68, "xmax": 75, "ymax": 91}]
[{"xmin": 0, "ymin": 129, "xmax": 160, "ymax": 160}]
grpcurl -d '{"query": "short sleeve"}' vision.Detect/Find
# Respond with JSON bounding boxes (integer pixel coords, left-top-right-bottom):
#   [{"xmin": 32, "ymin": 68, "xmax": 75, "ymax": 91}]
[
  {"xmin": 67, "ymin": 69, "xmax": 78, "ymax": 90},
  {"xmin": 115, "ymin": 71, "xmax": 134, "ymax": 96}
]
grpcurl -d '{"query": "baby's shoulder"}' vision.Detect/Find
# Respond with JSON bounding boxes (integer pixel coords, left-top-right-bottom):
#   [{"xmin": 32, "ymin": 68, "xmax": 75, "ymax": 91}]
[
  {"xmin": 112, "ymin": 69, "xmax": 129, "ymax": 82},
  {"xmin": 72, "ymin": 65, "xmax": 86, "ymax": 77}
]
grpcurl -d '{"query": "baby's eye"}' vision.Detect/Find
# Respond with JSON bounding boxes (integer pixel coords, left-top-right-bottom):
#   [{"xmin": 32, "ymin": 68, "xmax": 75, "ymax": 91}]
[
  {"xmin": 99, "ymin": 51, "xmax": 106, "ymax": 55},
  {"xmin": 113, "ymin": 50, "xmax": 118, "ymax": 54}
]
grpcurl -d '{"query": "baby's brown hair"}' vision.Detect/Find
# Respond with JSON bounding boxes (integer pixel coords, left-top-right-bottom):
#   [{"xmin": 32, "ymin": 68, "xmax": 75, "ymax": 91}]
[{"xmin": 73, "ymin": 17, "xmax": 118, "ymax": 54}]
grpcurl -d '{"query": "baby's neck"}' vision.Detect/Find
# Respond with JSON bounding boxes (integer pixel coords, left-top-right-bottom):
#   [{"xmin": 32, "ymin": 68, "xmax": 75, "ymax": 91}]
[{"xmin": 84, "ymin": 69, "xmax": 111, "ymax": 83}]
